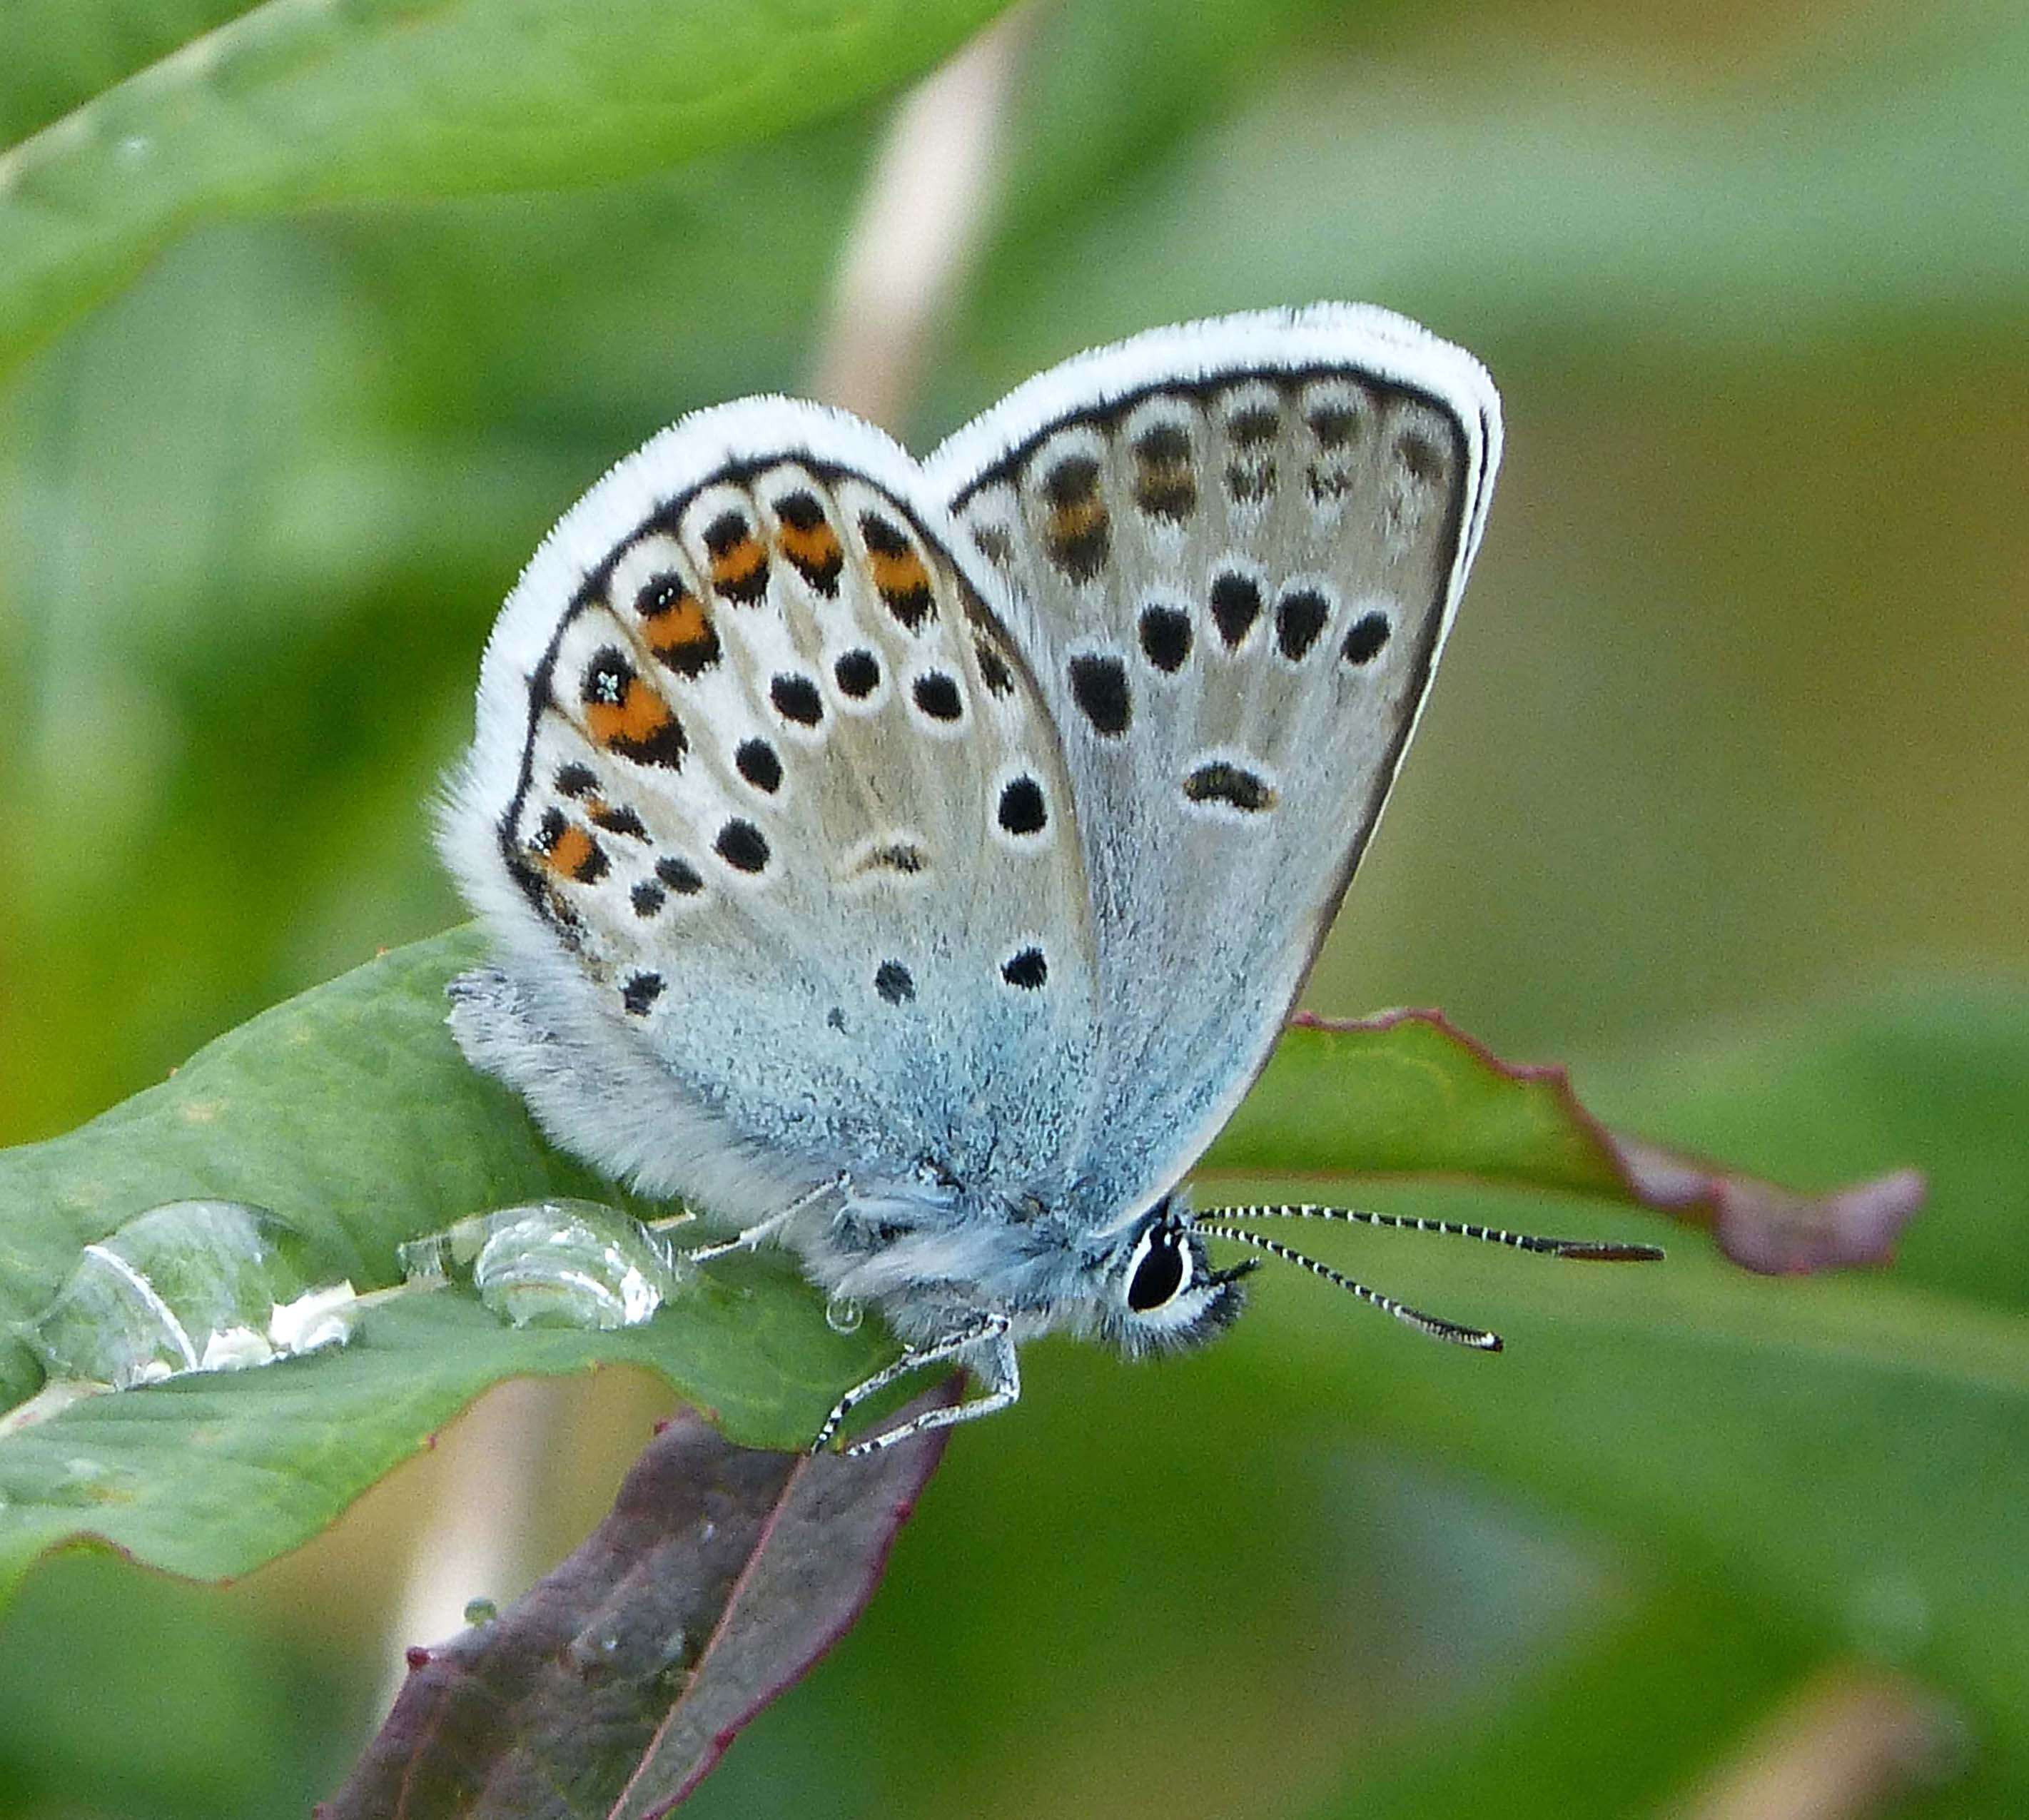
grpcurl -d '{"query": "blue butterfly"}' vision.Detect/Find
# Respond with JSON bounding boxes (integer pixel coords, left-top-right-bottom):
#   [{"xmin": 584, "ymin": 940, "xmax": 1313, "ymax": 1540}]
[{"xmin": 442, "ymin": 304, "xmax": 1654, "ymax": 1452}]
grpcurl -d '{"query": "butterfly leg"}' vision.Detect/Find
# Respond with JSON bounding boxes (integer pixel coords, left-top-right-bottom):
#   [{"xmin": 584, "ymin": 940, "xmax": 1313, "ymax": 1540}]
[
  {"xmin": 811, "ymin": 1314, "xmax": 1016, "ymax": 1455},
  {"xmin": 843, "ymin": 1333, "xmax": 1022, "ymax": 1457},
  {"xmin": 674, "ymin": 1176, "xmax": 850, "ymax": 1263}
]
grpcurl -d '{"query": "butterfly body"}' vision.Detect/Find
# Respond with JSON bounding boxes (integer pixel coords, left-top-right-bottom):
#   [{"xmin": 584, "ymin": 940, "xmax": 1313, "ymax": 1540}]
[{"xmin": 443, "ymin": 304, "xmax": 1510, "ymax": 1447}]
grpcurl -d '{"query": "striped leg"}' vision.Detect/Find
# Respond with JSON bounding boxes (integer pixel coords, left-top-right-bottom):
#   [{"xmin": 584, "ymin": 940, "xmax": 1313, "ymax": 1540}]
[{"xmin": 812, "ymin": 1314, "xmax": 1014, "ymax": 1455}]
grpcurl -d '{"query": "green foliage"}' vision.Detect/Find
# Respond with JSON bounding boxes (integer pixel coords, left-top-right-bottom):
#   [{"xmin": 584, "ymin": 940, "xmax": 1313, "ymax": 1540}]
[
  {"xmin": 0, "ymin": 926, "xmax": 1691, "ymax": 1602},
  {"xmin": 0, "ymin": 1552, "xmax": 358, "ymax": 1816},
  {"xmin": 1210, "ymin": 1014, "xmax": 1626, "ymax": 1190},
  {"xmin": 1, "ymin": 0, "xmax": 2025, "ymax": 1814},
  {"xmin": 0, "ymin": 930, "xmax": 896, "ymax": 1597},
  {"xmin": 0, "ymin": 0, "xmax": 1009, "ymax": 372},
  {"xmin": 820, "ymin": 984, "xmax": 2029, "ymax": 1819}
]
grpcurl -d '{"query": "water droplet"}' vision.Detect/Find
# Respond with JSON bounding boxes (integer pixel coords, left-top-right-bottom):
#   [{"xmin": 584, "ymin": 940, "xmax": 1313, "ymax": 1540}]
[
  {"xmin": 470, "ymin": 1202, "xmax": 679, "ymax": 1330},
  {"xmin": 824, "ymin": 1293, "xmax": 864, "ymax": 1335},
  {"xmin": 463, "ymin": 1597, "xmax": 498, "ymax": 1627},
  {"xmin": 396, "ymin": 1232, "xmax": 450, "ymax": 1286},
  {"xmin": 24, "ymin": 1202, "xmax": 351, "ymax": 1389},
  {"xmin": 196, "ymin": 1325, "xmax": 274, "ymax": 1372},
  {"xmin": 267, "ymin": 1283, "xmax": 357, "ymax": 1354}
]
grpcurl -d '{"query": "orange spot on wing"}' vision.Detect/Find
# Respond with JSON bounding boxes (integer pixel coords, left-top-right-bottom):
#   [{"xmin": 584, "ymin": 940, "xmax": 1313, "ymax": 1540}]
[
  {"xmin": 779, "ymin": 519, "xmax": 841, "ymax": 572},
  {"xmin": 542, "ymin": 822, "xmax": 602, "ymax": 882},
  {"xmin": 642, "ymin": 583, "xmax": 706, "ymax": 637},
  {"xmin": 589, "ymin": 677, "xmax": 679, "ymax": 749},
  {"xmin": 711, "ymin": 537, "xmax": 768, "ymax": 591},
  {"xmin": 870, "ymin": 547, "xmax": 930, "ymax": 597},
  {"xmin": 1049, "ymin": 499, "xmax": 1108, "ymax": 542}
]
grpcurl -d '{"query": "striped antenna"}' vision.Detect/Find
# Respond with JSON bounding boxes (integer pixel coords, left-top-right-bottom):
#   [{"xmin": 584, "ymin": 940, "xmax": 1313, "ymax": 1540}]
[
  {"xmin": 1203, "ymin": 1203, "xmax": 1664, "ymax": 1263},
  {"xmin": 1192, "ymin": 1223, "xmax": 1503, "ymax": 1350}
]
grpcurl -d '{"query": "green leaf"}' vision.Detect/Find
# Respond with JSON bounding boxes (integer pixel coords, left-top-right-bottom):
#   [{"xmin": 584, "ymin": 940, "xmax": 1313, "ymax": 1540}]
[
  {"xmin": 0, "ymin": 929, "xmax": 891, "ymax": 1599},
  {"xmin": 1215, "ymin": 989, "xmax": 2029, "ymax": 1809},
  {"xmin": 0, "ymin": 1282, "xmax": 881, "ymax": 1593},
  {"xmin": 1208, "ymin": 1011, "xmax": 1630, "ymax": 1192},
  {"xmin": 0, "ymin": 927, "xmax": 1921, "ymax": 1609},
  {"xmin": 1209, "ymin": 1009, "xmax": 1923, "ymax": 1273},
  {"xmin": 0, "ymin": 0, "xmax": 1014, "ymax": 376}
]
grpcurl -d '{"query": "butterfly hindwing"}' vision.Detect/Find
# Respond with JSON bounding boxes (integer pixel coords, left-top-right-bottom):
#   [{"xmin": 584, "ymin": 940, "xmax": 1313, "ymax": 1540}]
[
  {"xmin": 443, "ymin": 401, "xmax": 1100, "ymax": 1218},
  {"xmin": 928, "ymin": 305, "xmax": 1501, "ymax": 1224}
]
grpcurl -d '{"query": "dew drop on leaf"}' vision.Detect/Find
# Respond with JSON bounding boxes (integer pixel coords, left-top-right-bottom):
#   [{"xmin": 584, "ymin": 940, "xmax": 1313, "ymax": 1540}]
[
  {"xmin": 400, "ymin": 1200, "xmax": 687, "ymax": 1331},
  {"xmin": 24, "ymin": 1200, "xmax": 357, "ymax": 1390}
]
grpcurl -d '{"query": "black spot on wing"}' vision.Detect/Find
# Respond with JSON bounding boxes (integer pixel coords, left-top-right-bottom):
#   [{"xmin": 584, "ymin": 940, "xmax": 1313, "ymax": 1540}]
[
  {"xmin": 997, "ymin": 776, "xmax": 1048, "ymax": 837},
  {"xmin": 1275, "ymin": 588, "xmax": 1330, "ymax": 661},
  {"xmin": 622, "ymin": 972, "xmax": 664, "ymax": 1016},
  {"xmin": 1138, "ymin": 603, "xmax": 1192, "ymax": 673},
  {"xmin": 1307, "ymin": 400, "xmax": 1360, "ymax": 448},
  {"xmin": 912, "ymin": 672, "xmax": 963, "ymax": 722},
  {"xmin": 834, "ymin": 649, "xmax": 881, "ymax": 699},
  {"xmin": 1067, "ymin": 654, "xmax": 1131, "ymax": 737},
  {"xmin": 868, "ymin": 841, "xmax": 926, "ymax": 875},
  {"xmin": 1209, "ymin": 573, "xmax": 1262, "ymax": 649},
  {"xmin": 860, "ymin": 511, "xmax": 936, "ymax": 630},
  {"xmin": 770, "ymin": 673, "xmax": 824, "ymax": 727},
  {"xmin": 1228, "ymin": 403, "xmax": 1280, "ymax": 446},
  {"xmin": 736, "ymin": 738, "xmax": 783, "ymax": 794},
  {"xmin": 1131, "ymin": 421, "xmax": 1196, "ymax": 522},
  {"xmin": 1305, "ymin": 463, "xmax": 1352, "ymax": 505},
  {"xmin": 975, "ymin": 639, "xmax": 1016, "ymax": 699},
  {"xmin": 1001, "ymin": 946, "xmax": 1048, "ymax": 990},
  {"xmin": 655, "ymin": 856, "xmax": 704, "ymax": 895},
  {"xmin": 1225, "ymin": 458, "xmax": 1275, "ymax": 503},
  {"xmin": 774, "ymin": 488, "xmax": 843, "ymax": 595},
  {"xmin": 715, "ymin": 819, "xmax": 770, "ymax": 874},
  {"xmin": 1397, "ymin": 430, "xmax": 1446, "ymax": 483},
  {"xmin": 702, "ymin": 510, "xmax": 770, "ymax": 605},
  {"xmin": 1183, "ymin": 762, "xmax": 1276, "ymax": 814},
  {"xmin": 1040, "ymin": 453, "xmax": 1110, "ymax": 583},
  {"xmin": 1341, "ymin": 611, "xmax": 1391, "ymax": 667}
]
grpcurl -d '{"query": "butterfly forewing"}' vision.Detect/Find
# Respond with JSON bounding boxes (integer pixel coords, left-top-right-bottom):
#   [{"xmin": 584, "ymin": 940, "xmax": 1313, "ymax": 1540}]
[
  {"xmin": 929, "ymin": 307, "xmax": 1499, "ymax": 1225},
  {"xmin": 448, "ymin": 403, "xmax": 1100, "ymax": 1207}
]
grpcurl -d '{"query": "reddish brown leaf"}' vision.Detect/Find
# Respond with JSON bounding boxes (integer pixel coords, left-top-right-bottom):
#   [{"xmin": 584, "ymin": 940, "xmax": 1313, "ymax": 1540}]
[
  {"xmin": 1207, "ymin": 1010, "xmax": 1924, "ymax": 1273},
  {"xmin": 321, "ymin": 1382, "xmax": 956, "ymax": 1820}
]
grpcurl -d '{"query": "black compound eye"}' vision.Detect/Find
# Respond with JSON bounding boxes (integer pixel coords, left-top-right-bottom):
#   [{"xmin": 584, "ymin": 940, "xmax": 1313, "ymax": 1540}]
[{"xmin": 1126, "ymin": 1227, "xmax": 1189, "ymax": 1313}]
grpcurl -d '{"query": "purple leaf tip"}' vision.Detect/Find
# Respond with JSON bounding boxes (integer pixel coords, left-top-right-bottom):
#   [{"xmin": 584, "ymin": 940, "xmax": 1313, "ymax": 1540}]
[{"xmin": 1612, "ymin": 1138, "xmax": 1926, "ymax": 1273}]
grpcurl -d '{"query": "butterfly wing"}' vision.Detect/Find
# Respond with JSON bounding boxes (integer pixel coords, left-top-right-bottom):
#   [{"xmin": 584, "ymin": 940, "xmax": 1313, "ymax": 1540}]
[
  {"xmin": 442, "ymin": 401, "xmax": 1100, "ymax": 1223},
  {"xmin": 927, "ymin": 305, "xmax": 1502, "ymax": 1228}
]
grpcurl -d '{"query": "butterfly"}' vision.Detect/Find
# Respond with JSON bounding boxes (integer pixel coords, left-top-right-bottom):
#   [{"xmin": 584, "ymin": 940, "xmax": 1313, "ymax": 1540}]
[{"xmin": 440, "ymin": 303, "xmax": 1658, "ymax": 1454}]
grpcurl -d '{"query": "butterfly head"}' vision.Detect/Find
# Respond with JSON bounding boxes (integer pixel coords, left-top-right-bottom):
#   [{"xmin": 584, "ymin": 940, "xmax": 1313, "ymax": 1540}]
[{"xmin": 1093, "ymin": 1195, "xmax": 1256, "ymax": 1357}]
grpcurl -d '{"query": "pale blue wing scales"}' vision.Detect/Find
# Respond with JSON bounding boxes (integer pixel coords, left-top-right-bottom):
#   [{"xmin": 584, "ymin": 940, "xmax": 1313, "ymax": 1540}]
[
  {"xmin": 442, "ymin": 403, "xmax": 1100, "ymax": 1220},
  {"xmin": 927, "ymin": 305, "xmax": 1501, "ymax": 1229}
]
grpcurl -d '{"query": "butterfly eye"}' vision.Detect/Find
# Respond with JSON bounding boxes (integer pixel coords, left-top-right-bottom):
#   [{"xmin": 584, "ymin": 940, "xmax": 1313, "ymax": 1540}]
[{"xmin": 1125, "ymin": 1225, "xmax": 1190, "ymax": 1313}]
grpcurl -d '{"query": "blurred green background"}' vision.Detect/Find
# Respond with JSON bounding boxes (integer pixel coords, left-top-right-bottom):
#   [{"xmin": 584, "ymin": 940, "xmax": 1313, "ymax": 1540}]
[{"xmin": 1, "ymin": 0, "xmax": 2025, "ymax": 1814}]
